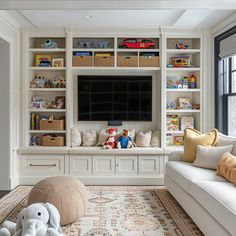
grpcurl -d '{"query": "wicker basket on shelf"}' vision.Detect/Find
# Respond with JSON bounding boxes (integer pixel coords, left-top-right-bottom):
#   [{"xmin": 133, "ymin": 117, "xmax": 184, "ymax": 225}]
[
  {"xmin": 94, "ymin": 55, "xmax": 114, "ymax": 67},
  {"xmin": 117, "ymin": 56, "xmax": 138, "ymax": 67},
  {"xmin": 72, "ymin": 55, "xmax": 93, "ymax": 67},
  {"xmin": 39, "ymin": 120, "xmax": 64, "ymax": 131},
  {"xmin": 41, "ymin": 135, "xmax": 65, "ymax": 146},
  {"xmin": 139, "ymin": 56, "xmax": 159, "ymax": 67}
]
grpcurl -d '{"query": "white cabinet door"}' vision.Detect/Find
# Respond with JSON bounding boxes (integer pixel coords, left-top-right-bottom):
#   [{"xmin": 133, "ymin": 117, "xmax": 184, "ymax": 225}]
[
  {"xmin": 93, "ymin": 156, "xmax": 115, "ymax": 175},
  {"xmin": 139, "ymin": 156, "xmax": 160, "ymax": 174},
  {"xmin": 116, "ymin": 156, "xmax": 138, "ymax": 175},
  {"xmin": 21, "ymin": 155, "xmax": 64, "ymax": 176},
  {"xmin": 69, "ymin": 155, "xmax": 92, "ymax": 175}
]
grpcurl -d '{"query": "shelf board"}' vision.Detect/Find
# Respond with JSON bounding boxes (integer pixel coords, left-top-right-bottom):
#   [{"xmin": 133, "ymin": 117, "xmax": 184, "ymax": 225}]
[
  {"xmin": 72, "ymin": 66, "xmax": 160, "ymax": 71},
  {"xmin": 117, "ymin": 49, "xmax": 160, "ymax": 52},
  {"xmin": 29, "ymin": 109, "xmax": 66, "ymax": 112},
  {"xmin": 166, "ymin": 130, "xmax": 184, "ymax": 134},
  {"xmin": 166, "ymin": 67, "xmax": 200, "ymax": 71},
  {"xmin": 72, "ymin": 48, "xmax": 114, "ymax": 52},
  {"xmin": 29, "ymin": 130, "xmax": 66, "ymax": 134},
  {"xmin": 166, "ymin": 89, "xmax": 201, "ymax": 92},
  {"xmin": 29, "ymin": 88, "xmax": 66, "ymax": 92},
  {"xmin": 166, "ymin": 109, "xmax": 200, "ymax": 113},
  {"xmin": 29, "ymin": 48, "xmax": 66, "ymax": 52},
  {"xmin": 166, "ymin": 49, "xmax": 200, "ymax": 54},
  {"xmin": 29, "ymin": 67, "xmax": 66, "ymax": 70}
]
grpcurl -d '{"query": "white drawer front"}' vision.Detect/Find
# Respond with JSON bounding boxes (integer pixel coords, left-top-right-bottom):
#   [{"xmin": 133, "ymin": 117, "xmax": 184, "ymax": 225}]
[
  {"xmin": 93, "ymin": 156, "xmax": 115, "ymax": 175},
  {"xmin": 116, "ymin": 156, "xmax": 138, "ymax": 175},
  {"xmin": 70, "ymin": 155, "xmax": 92, "ymax": 175},
  {"xmin": 139, "ymin": 156, "xmax": 160, "ymax": 174},
  {"xmin": 22, "ymin": 155, "xmax": 64, "ymax": 176}
]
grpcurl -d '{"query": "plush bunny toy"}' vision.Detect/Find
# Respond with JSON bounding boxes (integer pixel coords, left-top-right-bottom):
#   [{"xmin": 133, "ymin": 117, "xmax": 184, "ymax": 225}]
[{"xmin": 0, "ymin": 203, "xmax": 64, "ymax": 236}]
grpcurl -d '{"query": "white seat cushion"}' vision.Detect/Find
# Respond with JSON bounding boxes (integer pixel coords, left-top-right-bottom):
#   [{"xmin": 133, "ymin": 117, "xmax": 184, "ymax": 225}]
[
  {"xmin": 190, "ymin": 181, "xmax": 236, "ymax": 236},
  {"xmin": 165, "ymin": 161, "xmax": 227, "ymax": 193}
]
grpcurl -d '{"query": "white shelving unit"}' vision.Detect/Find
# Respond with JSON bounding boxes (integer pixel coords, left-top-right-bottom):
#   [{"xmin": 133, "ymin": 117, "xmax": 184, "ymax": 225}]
[{"xmin": 162, "ymin": 34, "xmax": 202, "ymax": 148}]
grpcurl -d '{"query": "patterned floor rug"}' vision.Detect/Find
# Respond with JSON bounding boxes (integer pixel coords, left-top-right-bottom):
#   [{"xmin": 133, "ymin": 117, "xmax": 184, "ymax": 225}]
[{"xmin": 0, "ymin": 186, "xmax": 203, "ymax": 236}]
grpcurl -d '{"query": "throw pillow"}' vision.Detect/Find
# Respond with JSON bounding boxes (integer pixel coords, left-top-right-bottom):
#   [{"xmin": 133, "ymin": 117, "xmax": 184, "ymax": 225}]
[
  {"xmin": 71, "ymin": 128, "xmax": 82, "ymax": 147},
  {"xmin": 217, "ymin": 152, "xmax": 236, "ymax": 184},
  {"xmin": 183, "ymin": 128, "xmax": 218, "ymax": 162},
  {"xmin": 193, "ymin": 145, "xmax": 233, "ymax": 170},
  {"xmin": 151, "ymin": 130, "xmax": 160, "ymax": 147},
  {"xmin": 216, "ymin": 133, "xmax": 236, "ymax": 156},
  {"xmin": 135, "ymin": 131, "xmax": 152, "ymax": 147},
  {"xmin": 81, "ymin": 129, "xmax": 97, "ymax": 147}
]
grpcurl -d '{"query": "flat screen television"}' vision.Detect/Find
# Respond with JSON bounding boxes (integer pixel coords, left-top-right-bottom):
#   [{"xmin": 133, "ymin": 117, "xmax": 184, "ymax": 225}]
[{"xmin": 77, "ymin": 75, "xmax": 152, "ymax": 121}]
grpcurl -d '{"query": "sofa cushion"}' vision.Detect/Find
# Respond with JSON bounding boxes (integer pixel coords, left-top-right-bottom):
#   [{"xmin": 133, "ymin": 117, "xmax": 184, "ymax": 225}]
[
  {"xmin": 190, "ymin": 181, "xmax": 236, "ymax": 235},
  {"xmin": 165, "ymin": 161, "xmax": 227, "ymax": 193},
  {"xmin": 216, "ymin": 133, "xmax": 236, "ymax": 155}
]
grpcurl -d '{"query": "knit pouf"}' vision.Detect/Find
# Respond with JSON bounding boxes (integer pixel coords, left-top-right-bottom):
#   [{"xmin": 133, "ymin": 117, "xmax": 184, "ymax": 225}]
[{"xmin": 28, "ymin": 176, "xmax": 88, "ymax": 226}]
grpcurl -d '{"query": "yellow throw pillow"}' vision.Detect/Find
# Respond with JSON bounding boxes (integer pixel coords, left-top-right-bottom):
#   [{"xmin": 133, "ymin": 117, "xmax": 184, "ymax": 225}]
[
  {"xmin": 217, "ymin": 152, "xmax": 236, "ymax": 184},
  {"xmin": 183, "ymin": 128, "xmax": 218, "ymax": 162}
]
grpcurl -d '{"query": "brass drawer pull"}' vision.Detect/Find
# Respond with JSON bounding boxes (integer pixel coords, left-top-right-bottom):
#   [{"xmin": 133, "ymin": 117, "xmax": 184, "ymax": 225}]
[{"xmin": 29, "ymin": 164, "xmax": 56, "ymax": 167}]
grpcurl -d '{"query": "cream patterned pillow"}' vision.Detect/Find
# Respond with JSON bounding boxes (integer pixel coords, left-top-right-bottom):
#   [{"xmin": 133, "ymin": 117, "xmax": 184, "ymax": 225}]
[
  {"xmin": 151, "ymin": 130, "xmax": 160, "ymax": 147},
  {"xmin": 71, "ymin": 128, "xmax": 82, "ymax": 147},
  {"xmin": 135, "ymin": 131, "xmax": 152, "ymax": 147},
  {"xmin": 81, "ymin": 129, "xmax": 97, "ymax": 147}
]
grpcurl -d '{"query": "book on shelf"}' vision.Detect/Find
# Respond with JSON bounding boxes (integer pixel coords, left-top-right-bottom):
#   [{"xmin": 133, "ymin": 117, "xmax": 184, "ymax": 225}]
[
  {"xmin": 166, "ymin": 134, "xmax": 174, "ymax": 146},
  {"xmin": 166, "ymin": 115, "xmax": 179, "ymax": 131},
  {"xmin": 30, "ymin": 113, "xmax": 40, "ymax": 130},
  {"xmin": 181, "ymin": 116, "xmax": 194, "ymax": 131}
]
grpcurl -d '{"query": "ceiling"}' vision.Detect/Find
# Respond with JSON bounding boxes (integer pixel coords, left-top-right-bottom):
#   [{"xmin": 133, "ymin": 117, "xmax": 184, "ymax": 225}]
[{"xmin": 3, "ymin": 0, "xmax": 236, "ymax": 30}]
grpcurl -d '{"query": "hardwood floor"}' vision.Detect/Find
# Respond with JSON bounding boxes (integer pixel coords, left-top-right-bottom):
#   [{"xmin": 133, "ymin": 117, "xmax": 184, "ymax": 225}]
[{"xmin": 0, "ymin": 191, "xmax": 9, "ymax": 199}]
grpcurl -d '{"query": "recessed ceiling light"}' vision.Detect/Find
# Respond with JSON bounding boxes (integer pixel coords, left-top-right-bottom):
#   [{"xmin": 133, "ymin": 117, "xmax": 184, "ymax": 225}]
[{"xmin": 85, "ymin": 15, "xmax": 92, "ymax": 18}]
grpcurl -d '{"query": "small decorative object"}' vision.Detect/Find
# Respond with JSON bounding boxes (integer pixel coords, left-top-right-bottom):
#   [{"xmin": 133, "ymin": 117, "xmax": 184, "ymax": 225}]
[
  {"xmin": 183, "ymin": 76, "xmax": 189, "ymax": 89},
  {"xmin": 45, "ymin": 80, "xmax": 53, "ymax": 88},
  {"xmin": 167, "ymin": 76, "xmax": 177, "ymax": 88},
  {"xmin": 175, "ymin": 40, "xmax": 189, "ymax": 49},
  {"xmin": 116, "ymin": 129, "xmax": 133, "ymax": 149},
  {"xmin": 30, "ymin": 81, "xmax": 37, "ymax": 88},
  {"xmin": 55, "ymin": 96, "xmax": 65, "ymax": 109},
  {"xmin": 32, "ymin": 74, "xmax": 45, "ymax": 88},
  {"xmin": 35, "ymin": 54, "xmax": 52, "ymax": 67},
  {"xmin": 168, "ymin": 56, "xmax": 191, "ymax": 68},
  {"xmin": 52, "ymin": 58, "xmax": 64, "ymax": 67},
  {"xmin": 53, "ymin": 76, "xmax": 66, "ymax": 88},
  {"xmin": 179, "ymin": 97, "xmax": 192, "ymax": 110},
  {"xmin": 46, "ymin": 102, "xmax": 53, "ymax": 109},
  {"xmin": 41, "ymin": 39, "xmax": 58, "ymax": 49},
  {"xmin": 78, "ymin": 41, "xmax": 94, "ymax": 48},
  {"xmin": 167, "ymin": 100, "xmax": 177, "ymax": 110},
  {"xmin": 192, "ymin": 104, "xmax": 200, "ymax": 110},
  {"xmin": 174, "ymin": 136, "xmax": 184, "ymax": 145},
  {"xmin": 0, "ymin": 203, "xmax": 63, "ymax": 236},
  {"xmin": 188, "ymin": 74, "xmax": 197, "ymax": 88},
  {"xmin": 119, "ymin": 38, "xmax": 155, "ymax": 49},
  {"xmin": 166, "ymin": 134, "xmax": 174, "ymax": 146},
  {"xmin": 181, "ymin": 116, "xmax": 194, "ymax": 130},
  {"xmin": 166, "ymin": 115, "xmax": 179, "ymax": 131},
  {"xmin": 31, "ymin": 96, "xmax": 46, "ymax": 109},
  {"xmin": 103, "ymin": 128, "xmax": 118, "ymax": 149},
  {"xmin": 29, "ymin": 135, "xmax": 39, "ymax": 146},
  {"xmin": 97, "ymin": 41, "xmax": 110, "ymax": 48}
]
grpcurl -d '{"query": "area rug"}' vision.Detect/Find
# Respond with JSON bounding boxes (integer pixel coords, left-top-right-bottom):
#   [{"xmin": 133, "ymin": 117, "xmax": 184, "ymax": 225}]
[{"xmin": 0, "ymin": 186, "xmax": 203, "ymax": 236}]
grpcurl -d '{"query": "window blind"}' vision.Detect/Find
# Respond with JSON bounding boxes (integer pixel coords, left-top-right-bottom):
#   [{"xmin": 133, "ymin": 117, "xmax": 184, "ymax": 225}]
[{"xmin": 219, "ymin": 33, "xmax": 236, "ymax": 59}]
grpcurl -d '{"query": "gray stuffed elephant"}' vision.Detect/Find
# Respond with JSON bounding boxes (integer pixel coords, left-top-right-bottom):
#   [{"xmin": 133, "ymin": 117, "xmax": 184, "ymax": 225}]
[{"xmin": 0, "ymin": 203, "xmax": 64, "ymax": 236}]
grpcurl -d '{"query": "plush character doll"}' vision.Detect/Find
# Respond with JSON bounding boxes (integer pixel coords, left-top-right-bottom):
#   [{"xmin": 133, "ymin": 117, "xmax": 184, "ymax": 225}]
[
  {"xmin": 0, "ymin": 203, "xmax": 64, "ymax": 236},
  {"xmin": 103, "ymin": 128, "xmax": 118, "ymax": 149},
  {"xmin": 116, "ymin": 129, "xmax": 133, "ymax": 149}
]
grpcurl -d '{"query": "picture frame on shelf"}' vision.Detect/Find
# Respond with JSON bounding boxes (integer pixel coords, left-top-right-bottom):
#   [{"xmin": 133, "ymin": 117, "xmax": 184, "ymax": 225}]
[{"xmin": 52, "ymin": 58, "xmax": 64, "ymax": 67}]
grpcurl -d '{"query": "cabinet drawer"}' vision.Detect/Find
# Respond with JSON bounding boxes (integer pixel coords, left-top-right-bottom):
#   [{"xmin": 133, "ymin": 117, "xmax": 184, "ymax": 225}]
[
  {"xmin": 139, "ymin": 156, "xmax": 160, "ymax": 174},
  {"xmin": 21, "ymin": 155, "xmax": 64, "ymax": 176},
  {"xmin": 69, "ymin": 155, "xmax": 92, "ymax": 175},
  {"xmin": 93, "ymin": 156, "xmax": 115, "ymax": 175},
  {"xmin": 116, "ymin": 156, "xmax": 138, "ymax": 175}
]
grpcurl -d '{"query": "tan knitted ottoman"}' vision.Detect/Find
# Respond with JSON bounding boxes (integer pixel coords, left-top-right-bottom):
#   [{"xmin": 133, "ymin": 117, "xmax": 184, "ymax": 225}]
[{"xmin": 28, "ymin": 176, "xmax": 88, "ymax": 226}]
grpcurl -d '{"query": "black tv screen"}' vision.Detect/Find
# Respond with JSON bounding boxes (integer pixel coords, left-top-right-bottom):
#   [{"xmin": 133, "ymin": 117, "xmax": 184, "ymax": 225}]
[{"xmin": 77, "ymin": 75, "xmax": 152, "ymax": 121}]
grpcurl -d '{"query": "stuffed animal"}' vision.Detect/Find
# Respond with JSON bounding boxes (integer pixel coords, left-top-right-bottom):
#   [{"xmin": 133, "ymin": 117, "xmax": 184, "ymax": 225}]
[
  {"xmin": 116, "ymin": 129, "xmax": 133, "ymax": 149},
  {"xmin": 103, "ymin": 128, "xmax": 118, "ymax": 149},
  {"xmin": 0, "ymin": 203, "xmax": 64, "ymax": 236}
]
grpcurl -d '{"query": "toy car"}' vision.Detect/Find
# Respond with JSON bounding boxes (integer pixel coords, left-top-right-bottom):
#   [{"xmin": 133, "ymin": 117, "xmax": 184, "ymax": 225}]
[{"xmin": 119, "ymin": 38, "xmax": 155, "ymax": 49}]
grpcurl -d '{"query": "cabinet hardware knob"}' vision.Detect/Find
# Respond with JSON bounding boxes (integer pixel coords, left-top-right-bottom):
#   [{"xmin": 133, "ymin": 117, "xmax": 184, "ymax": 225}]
[{"xmin": 29, "ymin": 164, "xmax": 56, "ymax": 167}]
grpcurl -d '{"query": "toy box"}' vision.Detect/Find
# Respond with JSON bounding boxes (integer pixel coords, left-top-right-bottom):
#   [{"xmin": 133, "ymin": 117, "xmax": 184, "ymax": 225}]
[
  {"xmin": 35, "ymin": 54, "xmax": 52, "ymax": 67},
  {"xmin": 166, "ymin": 115, "xmax": 179, "ymax": 131},
  {"xmin": 181, "ymin": 116, "xmax": 194, "ymax": 130}
]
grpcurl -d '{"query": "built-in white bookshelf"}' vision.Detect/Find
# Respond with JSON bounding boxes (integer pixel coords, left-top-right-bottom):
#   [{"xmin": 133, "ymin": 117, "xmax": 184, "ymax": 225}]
[{"xmin": 162, "ymin": 35, "xmax": 202, "ymax": 149}]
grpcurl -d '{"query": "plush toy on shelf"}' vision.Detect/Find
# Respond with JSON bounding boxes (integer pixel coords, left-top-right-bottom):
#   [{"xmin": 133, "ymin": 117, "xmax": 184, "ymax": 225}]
[
  {"xmin": 116, "ymin": 129, "xmax": 133, "ymax": 149},
  {"xmin": 103, "ymin": 128, "xmax": 118, "ymax": 149}
]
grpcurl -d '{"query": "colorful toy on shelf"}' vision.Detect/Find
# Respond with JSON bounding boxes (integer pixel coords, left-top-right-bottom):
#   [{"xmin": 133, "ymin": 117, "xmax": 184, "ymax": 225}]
[
  {"xmin": 179, "ymin": 98, "xmax": 192, "ymax": 110},
  {"xmin": 29, "ymin": 135, "xmax": 39, "ymax": 146},
  {"xmin": 167, "ymin": 56, "xmax": 191, "ymax": 68},
  {"xmin": 119, "ymin": 38, "xmax": 155, "ymax": 49},
  {"xmin": 166, "ymin": 115, "xmax": 179, "ymax": 131},
  {"xmin": 188, "ymin": 74, "xmax": 197, "ymax": 88},
  {"xmin": 31, "ymin": 74, "xmax": 45, "ymax": 88},
  {"xmin": 167, "ymin": 100, "xmax": 177, "ymax": 110},
  {"xmin": 97, "ymin": 41, "xmax": 110, "ymax": 48},
  {"xmin": 31, "ymin": 96, "xmax": 46, "ymax": 109},
  {"xmin": 35, "ymin": 54, "xmax": 52, "ymax": 67},
  {"xmin": 78, "ymin": 41, "xmax": 94, "ymax": 48},
  {"xmin": 192, "ymin": 104, "xmax": 200, "ymax": 110},
  {"xmin": 53, "ymin": 76, "xmax": 66, "ymax": 88},
  {"xmin": 116, "ymin": 129, "xmax": 133, "ymax": 149},
  {"xmin": 182, "ymin": 76, "xmax": 189, "ymax": 89},
  {"xmin": 175, "ymin": 40, "xmax": 189, "ymax": 49},
  {"xmin": 174, "ymin": 136, "xmax": 184, "ymax": 145},
  {"xmin": 52, "ymin": 58, "xmax": 64, "ymax": 67},
  {"xmin": 166, "ymin": 134, "xmax": 174, "ymax": 146},
  {"xmin": 41, "ymin": 39, "xmax": 58, "ymax": 49},
  {"xmin": 167, "ymin": 77, "xmax": 176, "ymax": 88},
  {"xmin": 103, "ymin": 128, "xmax": 118, "ymax": 149}
]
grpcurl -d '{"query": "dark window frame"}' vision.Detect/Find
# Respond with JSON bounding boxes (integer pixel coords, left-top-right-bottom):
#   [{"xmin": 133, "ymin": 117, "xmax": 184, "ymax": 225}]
[{"xmin": 214, "ymin": 26, "xmax": 236, "ymax": 134}]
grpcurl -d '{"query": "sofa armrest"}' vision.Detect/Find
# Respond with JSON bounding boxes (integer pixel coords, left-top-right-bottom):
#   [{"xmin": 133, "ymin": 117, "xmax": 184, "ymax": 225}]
[{"xmin": 169, "ymin": 151, "xmax": 184, "ymax": 161}]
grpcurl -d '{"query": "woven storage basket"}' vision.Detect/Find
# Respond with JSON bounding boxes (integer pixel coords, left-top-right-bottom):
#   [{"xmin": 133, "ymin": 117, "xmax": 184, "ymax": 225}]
[
  {"xmin": 41, "ymin": 136, "xmax": 65, "ymax": 146},
  {"xmin": 139, "ymin": 56, "xmax": 159, "ymax": 67},
  {"xmin": 94, "ymin": 55, "xmax": 114, "ymax": 67},
  {"xmin": 39, "ymin": 120, "xmax": 64, "ymax": 131},
  {"xmin": 72, "ymin": 55, "xmax": 93, "ymax": 67},
  {"xmin": 117, "ymin": 56, "xmax": 138, "ymax": 67}
]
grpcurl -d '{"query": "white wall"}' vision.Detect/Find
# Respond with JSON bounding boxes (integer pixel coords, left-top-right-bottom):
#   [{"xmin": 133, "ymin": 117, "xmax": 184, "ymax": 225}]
[{"xmin": 0, "ymin": 11, "xmax": 20, "ymax": 189}]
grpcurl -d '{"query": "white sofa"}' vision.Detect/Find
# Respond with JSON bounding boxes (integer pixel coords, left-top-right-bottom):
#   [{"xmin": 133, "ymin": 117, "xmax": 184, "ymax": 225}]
[{"xmin": 165, "ymin": 133, "xmax": 236, "ymax": 236}]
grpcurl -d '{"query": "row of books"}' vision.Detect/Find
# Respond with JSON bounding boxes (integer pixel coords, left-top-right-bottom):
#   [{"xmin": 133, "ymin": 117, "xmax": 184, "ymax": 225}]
[{"xmin": 166, "ymin": 115, "xmax": 194, "ymax": 131}]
